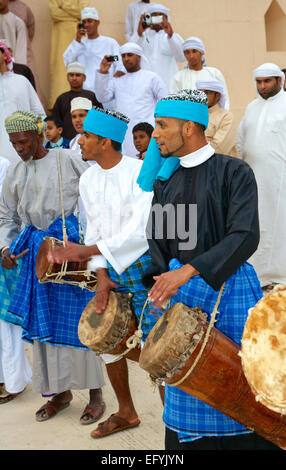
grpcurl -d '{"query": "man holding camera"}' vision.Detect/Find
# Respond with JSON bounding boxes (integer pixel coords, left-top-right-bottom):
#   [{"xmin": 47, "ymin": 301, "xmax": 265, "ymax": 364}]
[
  {"xmin": 129, "ymin": 3, "xmax": 185, "ymax": 89},
  {"xmin": 94, "ymin": 42, "xmax": 167, "ymax": 158},
  {"xmin": 63, "ymin": 7, "xmax": 124, "ymax": 106}
]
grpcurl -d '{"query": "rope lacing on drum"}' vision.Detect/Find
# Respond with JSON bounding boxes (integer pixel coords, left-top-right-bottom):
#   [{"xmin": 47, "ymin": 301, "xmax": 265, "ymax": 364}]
[
  {"xmin": 120, "ymin": 297, "xmax": 149, "ymax": 357},
  {"xmin": 38, "ymin": 153, "xmax": 97, "ymax": 292},
  {"xmin": 167, "ymin": 282, "xmax": 225, "ymax": 388}
]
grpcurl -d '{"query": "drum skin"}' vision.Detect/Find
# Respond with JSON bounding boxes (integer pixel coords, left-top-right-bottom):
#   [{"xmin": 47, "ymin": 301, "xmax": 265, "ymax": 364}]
[
  {"xmin": 78, "ymin": 291, "xmax": 140, "ymax": 362},
  {"xmin": 241, "ymin": 285, "xmax": 286, "ymax": 415},
  {"xmin": 139, "ymin": 302, "xmax": 286, "ymax": 450},
  {"xmin": 36, "ymin": 237, "xmax": 97, "ymax": 289}
]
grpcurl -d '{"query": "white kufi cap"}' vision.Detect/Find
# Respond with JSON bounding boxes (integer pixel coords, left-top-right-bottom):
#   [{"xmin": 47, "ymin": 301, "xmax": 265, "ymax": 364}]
[
  {"xmin": 70, "ymin": 97, "xmax": 92, "ymax": 113},
  {"xmin": 81, "ymin": 7, "xmax": 99, "ymax": 21},
  {"xmin": 67, "ymin": 62, "xmax": 86, "ymax": 75}
]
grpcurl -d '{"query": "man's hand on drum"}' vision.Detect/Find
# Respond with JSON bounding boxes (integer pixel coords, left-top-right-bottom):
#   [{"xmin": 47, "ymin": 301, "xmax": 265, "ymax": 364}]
[
  {"xmin": 148, "ymin": 264, "xmax": 199, "ymax": 309},
  {"xmin": 47, "ymin": 240, "xmax": 101, "ymax": 264},
  {"xmin": 1, "ymin": 248, "xmax": 18, "ymax": 270},
  {"xmin": 95, "ymin": 269, "xmax": 117, "ymax": 314}
]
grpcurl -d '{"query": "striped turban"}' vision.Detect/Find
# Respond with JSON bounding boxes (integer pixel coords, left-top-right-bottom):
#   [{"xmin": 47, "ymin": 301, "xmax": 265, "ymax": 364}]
[{"xmin": 5, "ymin": 111, "xmax": 46, "ymax": 135}]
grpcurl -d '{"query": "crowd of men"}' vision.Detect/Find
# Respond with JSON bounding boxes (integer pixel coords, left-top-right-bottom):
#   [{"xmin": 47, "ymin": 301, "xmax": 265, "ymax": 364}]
[{"xmin": 0, "ymin": 0, "xmax": 285, "ymax": 452}]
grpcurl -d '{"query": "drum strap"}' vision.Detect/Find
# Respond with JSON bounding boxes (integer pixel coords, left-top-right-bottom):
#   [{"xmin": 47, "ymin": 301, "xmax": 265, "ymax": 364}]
[{"xmin": 168, "ymin": 282, "xmax": 226, "ymax": 388}]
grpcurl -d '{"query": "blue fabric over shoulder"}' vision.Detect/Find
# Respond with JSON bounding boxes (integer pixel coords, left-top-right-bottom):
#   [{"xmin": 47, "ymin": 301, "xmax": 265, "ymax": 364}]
[{"xmin": 137, "ymin": 94, "xmax": 209, "ymax": 192}]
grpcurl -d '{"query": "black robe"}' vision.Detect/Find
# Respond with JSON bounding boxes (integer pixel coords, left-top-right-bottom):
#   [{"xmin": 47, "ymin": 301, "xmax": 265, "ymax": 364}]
[{"xmin": 143, "ymin": 153, "xmax": 260, "ymax": 291}]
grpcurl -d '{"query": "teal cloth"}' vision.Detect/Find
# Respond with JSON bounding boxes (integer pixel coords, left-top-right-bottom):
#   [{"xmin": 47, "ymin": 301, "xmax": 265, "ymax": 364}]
[
  {"xmin": 137, "ymin": 138, "xmax": 180, "ymax": 192},
  {"xmin": 137, "ymin": 98, "xmax": 209, "ymax": 192}
]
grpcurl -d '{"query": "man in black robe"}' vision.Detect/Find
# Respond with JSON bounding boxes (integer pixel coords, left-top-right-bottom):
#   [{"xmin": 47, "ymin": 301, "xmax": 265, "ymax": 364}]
[{"xmin": 137, "ymin": 89, "xmax": 280, "ymax": 451}]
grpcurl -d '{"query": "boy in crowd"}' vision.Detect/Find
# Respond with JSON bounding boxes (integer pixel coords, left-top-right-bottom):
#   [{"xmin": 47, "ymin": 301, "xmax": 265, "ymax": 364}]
[
  {"xmin": 44, "ymin": 116, "xmax": 70, "ymax": 149},
  {"xmin": 52, "ymin": 62, "xmax": 102, "ymax": 140},
  {"xmin": 132, "ymin": 122, "xmax": 153, "ymax": 159}
]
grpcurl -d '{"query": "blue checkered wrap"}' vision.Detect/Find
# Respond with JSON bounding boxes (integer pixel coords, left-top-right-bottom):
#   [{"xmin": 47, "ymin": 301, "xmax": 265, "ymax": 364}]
[
  {"xmin": 163, "ymin": 258, "xmax": 263, "ymax": 443},
  {"xmin": 7, "ymin": 215, "xmax": 94, "ymax": 349},
  {"xmin": 107, "ymin": 252, "xmax": 158, "ymax": 342},
  {"xmin": 0, "ymin": 260, "xmax": 22, "ymax": 325}
]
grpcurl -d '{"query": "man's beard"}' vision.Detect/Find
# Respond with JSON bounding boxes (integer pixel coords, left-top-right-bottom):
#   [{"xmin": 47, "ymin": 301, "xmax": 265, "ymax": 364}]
[{"xmin": 23, "ymin": 156, "xmax": 34, "ymax": 165}]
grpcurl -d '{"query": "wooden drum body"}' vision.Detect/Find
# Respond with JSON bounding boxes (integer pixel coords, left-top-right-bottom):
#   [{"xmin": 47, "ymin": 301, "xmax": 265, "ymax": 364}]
[
  {"xmin": 78, "ymin": 291, "xmax": 140, "ymax": 362},
  {"xmin": 36, "ymin": 237, "xmax": 97, "ymax": 291},
  {"xmin": 139, "ymin": 302, "xmax": 286, "ymax": 450}
]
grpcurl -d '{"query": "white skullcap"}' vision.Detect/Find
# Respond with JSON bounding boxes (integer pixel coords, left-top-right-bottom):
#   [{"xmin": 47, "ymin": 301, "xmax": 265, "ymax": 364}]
[
  {"xmin": 67, "ymin": 62, "xmax": 86, "ymax": 75},
  {"xmin": 253, "ymin": 62, "xmax": 285, "ymax": 90},
  {"xmin": 81, "ymin": 7, "xmax": 99, "ymax": 21},
  {"xmin": 70, "ymin": 97, "xmax": 92, "ymax": 113},
  {"xmin": 183, "ymin": 37, "xmax": 206, "ymax": 55},
  {"xmin": 196, "ymin": 79, "xmax": 226, "ymax": 108},
  {"xmin": 120, "ymin": 42, "xmax": 144, "ymax": 56},
  {"xmin": 145, "ymin": 3, "xmax": 169, "ymax": 16}
]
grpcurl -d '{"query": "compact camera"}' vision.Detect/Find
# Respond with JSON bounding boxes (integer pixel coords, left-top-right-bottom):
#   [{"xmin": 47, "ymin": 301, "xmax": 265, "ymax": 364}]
[
  {"xmin": 106, "ymin": 55, "xmax": 119, "ymax": 62},
  {"xmin": 142, "ymin": 14, "xmax": 163, "ymax": 29}
]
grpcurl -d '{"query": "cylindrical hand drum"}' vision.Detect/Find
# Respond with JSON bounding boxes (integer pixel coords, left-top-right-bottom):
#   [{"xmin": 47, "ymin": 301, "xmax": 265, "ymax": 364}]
[
  {"xmin": 241, "ymin": 285, "xmax": 286, "ymax": 416},
  {"xmin": 139, "ymin": 302, "xmax": 286, "ymax": 449},
  {"xmin": 36, "ymin": 237, "xmax": 97, "ymax": 291},
  {"xmin": 78, "ymin": 291, "xmax": 140, "ymax": 362}
]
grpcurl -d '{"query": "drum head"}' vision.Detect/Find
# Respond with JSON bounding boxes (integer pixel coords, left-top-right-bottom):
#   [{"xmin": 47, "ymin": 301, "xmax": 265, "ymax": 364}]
[
  {"xmin": 241, "ymin": 285, "xmax": 286, "ymax": 414},
  {"xmin": 78, "ymin": 291, "xmax": 133, "ymax": 354},
  {"xmin": 139, "ymin": 303, "xmax": 207, "ymax": 382}
]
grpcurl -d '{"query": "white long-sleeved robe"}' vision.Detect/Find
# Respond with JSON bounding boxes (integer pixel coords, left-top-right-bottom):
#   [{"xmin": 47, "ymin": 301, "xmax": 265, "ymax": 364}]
[
  {"xmin": 170, "ymin": 66, "xmax": 230, "ymax": 110},
  {"xmin": 79, "ymin": 155, "xmax": 153, "ymax": 275},
  {"xmin": 125, "ymin": 1, "xmax": 155, "ymax": 41},
  {"xmin": 129, "ymin": 29, "xmax": 185, "ymax": 90},
  {"xmin": 63, "ymin": 35, "xmax": 125, "ymax": 97},
  {"xmin": 94, "ymin": 68, "xmax": 168, "ymax": 157},
  {"xmin": 237, "ymin": 88, "xmax": 286, "ymax": 287},
  {"xmin": 0, "ymin": 72, "xmax": 46, "ymax": 163},
  {"xmin": 0, "ymin": 11, "xmax": 27, "ymax": 64}
]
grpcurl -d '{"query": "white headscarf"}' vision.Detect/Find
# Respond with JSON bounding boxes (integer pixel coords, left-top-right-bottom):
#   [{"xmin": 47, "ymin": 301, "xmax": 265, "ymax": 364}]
[
  {"xmin": 81, "ymin": 7, "xmax": 99, "ymax": 21},
  {"xmin": 196, "ymin": 79, "xmax": 226, "ymax": 108},
  {"xmin": 119, "ymin": 42, "xmax": 150, "ymax": 69},
  {"xmin": 145, "ymin": 3, "xmax": 169, "ymax": 17},
  {"xmin": 253, "ymin": 63, "xmax": 285, "ymax": 91},
  {"xmin": 183, "ymin": 37, "xmax": 206, "ymax": 66}
]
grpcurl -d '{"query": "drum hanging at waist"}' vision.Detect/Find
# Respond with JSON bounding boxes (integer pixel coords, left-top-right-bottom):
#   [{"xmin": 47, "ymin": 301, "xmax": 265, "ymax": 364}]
[
  {"xmin": 139, "ymin": 296, "xmax": 286, "ymax": 450},
  {"xmin": 35, "ymin": 236, "xmax": 97, "ymax": 291},
  {"xmin": 78, "ymin": 290, "xmax": 141, "ymax": 362}
]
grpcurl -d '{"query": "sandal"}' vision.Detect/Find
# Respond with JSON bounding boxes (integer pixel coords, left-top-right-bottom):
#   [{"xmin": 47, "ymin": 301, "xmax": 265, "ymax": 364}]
[
  {"xmin": 90, "ymin": 413, "xmax": 140, "ymax": 438},
  {"xmin": 0, "ymin": 393, "xmax": 19, "ymax": 404},
  {"xmin": 35, "ymin": 399, "xmax": 71, "ymax": 422},
  {"xmin": 80, "ymin": 402, "xmax": 105, "ymax": 425}
]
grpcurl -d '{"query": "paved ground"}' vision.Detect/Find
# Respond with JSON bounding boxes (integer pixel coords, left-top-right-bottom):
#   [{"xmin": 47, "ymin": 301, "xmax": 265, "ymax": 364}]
[{"xmin": 0, "ymin": 344, "xmax": 165, "ymax": 451}]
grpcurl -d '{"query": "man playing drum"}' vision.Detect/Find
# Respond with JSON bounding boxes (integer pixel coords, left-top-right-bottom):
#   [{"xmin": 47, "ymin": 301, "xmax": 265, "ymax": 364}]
[
  {"xmin": 137, "ymin": 89, "xmax": 281, "ymax": 450},
  {"xmin": 0, "ymin": 111, "xmax": 105, "ymax": 425},
  {"xmin": 48, "ymin": 107, "xmax": 161, "ymax": 438}
]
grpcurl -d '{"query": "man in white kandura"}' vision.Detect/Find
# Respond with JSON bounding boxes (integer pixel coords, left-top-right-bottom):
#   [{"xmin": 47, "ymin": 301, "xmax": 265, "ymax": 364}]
[
  {"xmin": 94, "ymin": 42, "xmax": 167, "ymax": 158},
  {"xmin": 237, "ymin": 63, "xmax": 286, "ymax": 290},
  {"xmin": 63, "ymin": 7, "xmax": 125, "ymax": 101},
  {"xmin": 170, "ymin": 36, "xmax": 230, "ymax": 109},
  {"xmin": 0, "ymin": 39, "xmax": 45, "ymax": 163},
  {"xmin": 129, "ymin": 3, "xmax": 185, "ymax": 89}
]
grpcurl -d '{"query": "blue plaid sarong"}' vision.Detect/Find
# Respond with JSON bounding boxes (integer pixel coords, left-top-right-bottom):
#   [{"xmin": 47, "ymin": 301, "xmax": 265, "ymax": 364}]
[
  {"xmin": 107, "ymin": 252, "xmax": 158, "ymax": 342},
  {"xmin": 0, "ymin": 260, "xmax": 22, "ymax": 325},
  {"xmin": 7, "ymin": 215, "xmax": 95, "ymax": 349},
  {"xmin": 163, "ymin": 258, "xmax": 263, "ymax": 443}
]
